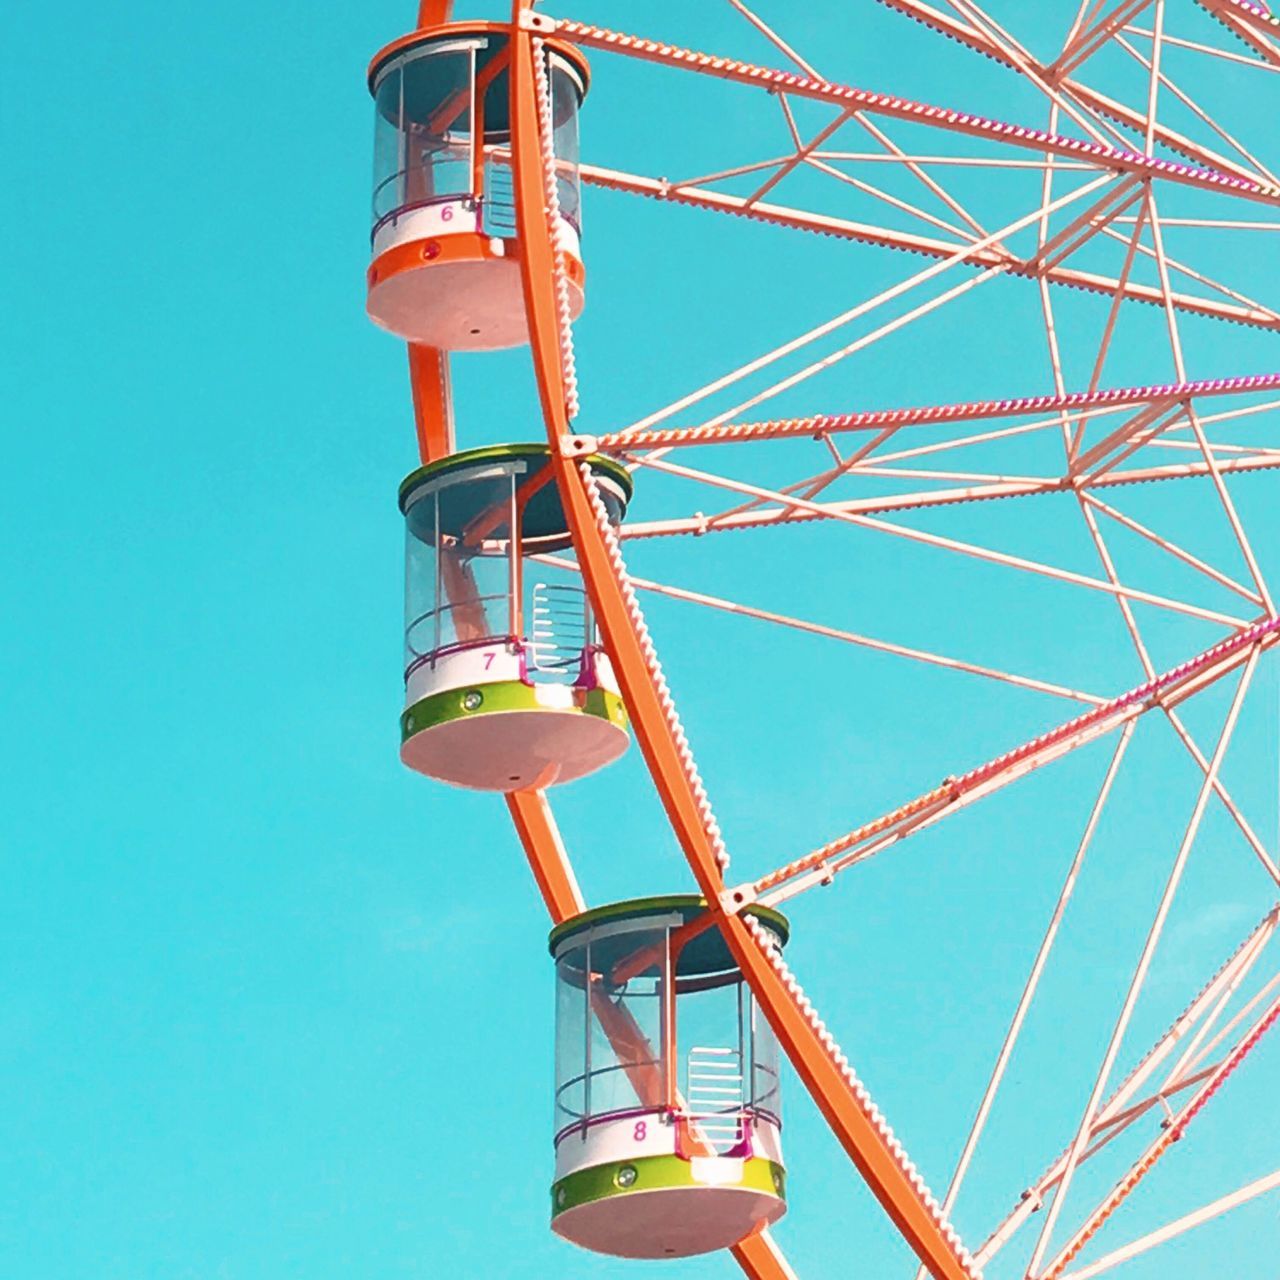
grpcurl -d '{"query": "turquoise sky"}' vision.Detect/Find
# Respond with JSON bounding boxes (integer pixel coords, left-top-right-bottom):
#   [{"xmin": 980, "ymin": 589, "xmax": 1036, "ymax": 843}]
[{"xmin": 3, "ymin": 2, "xmax": 1278, "ymax": 1278}]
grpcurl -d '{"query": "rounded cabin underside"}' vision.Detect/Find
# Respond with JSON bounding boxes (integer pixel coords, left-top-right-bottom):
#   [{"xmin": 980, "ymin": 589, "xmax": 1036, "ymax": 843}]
[
  {"xmin": 368, "ymin": 239, "xmax": 585, "ymax": 351},
  {"xmin": 400, "ymin": 682, "xmax": 628, "ymax": 790},
  {"xmin": 551, "ymin": 1156, "xmax": 786, "ymax": 1259}
]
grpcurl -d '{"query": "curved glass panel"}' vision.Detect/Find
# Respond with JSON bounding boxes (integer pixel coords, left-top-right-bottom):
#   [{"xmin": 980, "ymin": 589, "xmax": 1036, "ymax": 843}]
[
  {"xmin": 373, "ymin": 37, "xmax": 585, "ymax": 241},
  {"xmin": 750, "ymin": 992, "xmax": 782, "ymax": 1124},
  {"xmin": 403, "ymin": 472, "xmax": 516, "ymax": 674},
  {"xmin": 372, "ymin": 42, "xmax": 477, "ymax": 235},
  {"xmin": 550, "ymin": 56, "xmax": 583, "ymax": 232},
  {"xmin": 554, "ymin": 926, "xmax": 671, "ymax": 1139}
]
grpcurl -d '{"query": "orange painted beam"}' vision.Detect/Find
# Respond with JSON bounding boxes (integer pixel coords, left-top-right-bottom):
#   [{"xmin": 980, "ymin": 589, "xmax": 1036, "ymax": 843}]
[
  {"xmin": 507, "ymin": 9, "xmax": 970, "ymax": 1279},
  {"xmin": 733, "ymin": 1231, "xmax": 797, "ymax": 1280},
  {"xmin": 417, "ymin": 0, "xmax": 452, "ymax": 27},
  {"xmin": 407, "ymin": 344, "xmax": 454, "ymax": 462},
  {"xmin": 504, "ymin": 788, "xmax": 583, "ymax": 923}
]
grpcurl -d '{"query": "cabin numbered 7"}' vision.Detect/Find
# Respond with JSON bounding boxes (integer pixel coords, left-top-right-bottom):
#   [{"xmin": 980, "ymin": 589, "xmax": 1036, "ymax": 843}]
[{"xmin": 399, "ymin": 444, "xmax": 631, "ymax": 791}]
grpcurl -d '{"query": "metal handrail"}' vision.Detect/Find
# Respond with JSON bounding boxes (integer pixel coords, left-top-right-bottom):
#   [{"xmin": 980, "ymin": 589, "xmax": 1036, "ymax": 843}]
[
  {"xmin": 405, "ymin": 593, "xmax": 510, "ymax": 656},
  {"xmin": 553, "ymin": 1058, "xmax": 664, "ymax": 1126}
]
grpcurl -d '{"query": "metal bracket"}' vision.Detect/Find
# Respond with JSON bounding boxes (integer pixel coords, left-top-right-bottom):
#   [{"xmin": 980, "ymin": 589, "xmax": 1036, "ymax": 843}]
[
  {"xmin": 721, "ymin": 881, "xmax": 759, "ymax": 914},
  {"xmin": 559, "ymin": 434, "xmax": 599, "ymax": 457},
  {"xmin": 519, "ymin": 10, "xmax": 558, "ymax": 34}
]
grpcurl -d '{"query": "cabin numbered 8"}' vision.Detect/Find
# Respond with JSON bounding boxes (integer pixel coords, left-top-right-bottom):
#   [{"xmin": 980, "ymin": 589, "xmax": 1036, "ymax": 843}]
[
  {"xmin": 367, "ymin": 23, "xmax": 589, "ymax": 350},
  {"xmin": 399, "ymin": 444, "xmax": 631, "ymax": 791},
  {"xmin": 550, "ymin": 897, "xmax": 790, "ymax": 1259}
]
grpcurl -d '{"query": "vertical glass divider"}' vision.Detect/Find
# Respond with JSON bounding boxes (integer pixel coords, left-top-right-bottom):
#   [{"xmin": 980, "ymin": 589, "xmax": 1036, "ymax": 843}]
[{"xmin": 432, "ymin": 493, "xmax": 442, "ymax": 661}]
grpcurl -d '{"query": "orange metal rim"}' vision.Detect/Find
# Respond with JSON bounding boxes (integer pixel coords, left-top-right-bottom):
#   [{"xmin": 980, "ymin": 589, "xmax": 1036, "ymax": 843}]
[{"xmin": 368, "ymin": 232, "xmax": 584, "ymax": 291}]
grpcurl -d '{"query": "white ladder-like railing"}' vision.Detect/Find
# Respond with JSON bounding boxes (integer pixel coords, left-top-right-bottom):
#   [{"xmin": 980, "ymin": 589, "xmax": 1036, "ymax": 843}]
[
  {"xmin": 483, "ymin": 159, "xmax": 517, "ymax": 237},
  {"xmin": 529, "ymin": 583, "xmax": 588, "ymax": 681},
  {"xmin": 685, "ymin": 1047, "xmax": 747, "ymax": 1154}
]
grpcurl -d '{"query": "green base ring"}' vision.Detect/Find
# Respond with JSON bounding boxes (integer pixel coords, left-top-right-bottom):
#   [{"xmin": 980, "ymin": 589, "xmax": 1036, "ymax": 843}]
[
  {"xmin": 401, "ymin": 680, "xmax": 628, "ymax": 743},
  {"xmin": 551, "ymin": 1154, "xmax": 786, "ymax": 1217}
]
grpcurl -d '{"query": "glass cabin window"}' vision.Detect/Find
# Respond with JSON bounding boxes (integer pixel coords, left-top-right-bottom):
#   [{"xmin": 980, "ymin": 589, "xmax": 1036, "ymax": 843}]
[
  {"xmin": 373, "ymin": 36, "xmax": 585, "ymax": 240},
  {"xmin": 550, "ymin": 55, "xmax": 583, "ymax": 232},
  {"xmin": 750, "ymin": 995, "xmax": 782, "ymax": 1124},
  {"xmin": 403, "ymin": 470, "xmax": 520, "ymax": 675},
  {"xmin": 554, "ymin": 926, "xmax": 671, "ymax": 1138},
  {"xmin": 555, "ymin": 950, "xmax": 589, "ymax": 1135},
  {"xmin": 372, "ymin": 42, "xmax": 477, "ymax": 235}
]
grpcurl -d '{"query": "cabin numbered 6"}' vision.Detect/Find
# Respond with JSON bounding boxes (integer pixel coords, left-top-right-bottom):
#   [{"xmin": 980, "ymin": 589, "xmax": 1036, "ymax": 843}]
[{"xmin": 367, "ymin": 23, "xmax": 589, "ymax": 350}]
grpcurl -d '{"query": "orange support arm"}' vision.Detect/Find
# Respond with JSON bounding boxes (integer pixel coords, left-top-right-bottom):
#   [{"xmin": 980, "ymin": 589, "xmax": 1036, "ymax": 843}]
[
  {"xmin": 504, "ymin": 789, "xmax": 583, "ymax": 922},
  {"xmin": 407, "ymin": 344, "xmax": 453, "ymax": 462},
  {"xmin": 506, "ymin": 9, "xmax": 971, "ymax": 1280},
  {"xmin": 417, "ymin": 0, "xmax": 452, "ymax": 26}
]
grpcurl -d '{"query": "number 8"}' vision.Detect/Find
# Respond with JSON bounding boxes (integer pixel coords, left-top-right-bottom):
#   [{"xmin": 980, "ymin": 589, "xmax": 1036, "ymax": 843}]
[{"xmin": 633, "ymin": 1121, "xmax": 647, "ymax": 1142}]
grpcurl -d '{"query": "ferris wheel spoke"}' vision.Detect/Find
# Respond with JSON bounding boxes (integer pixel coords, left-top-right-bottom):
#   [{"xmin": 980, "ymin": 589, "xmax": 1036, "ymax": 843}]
[
  {"xmin": 534, "ymin": 551, "xmax": 1106, "ymax": 705},
  {"xmin": 618, "ymin": 453, "xmax": 1250, "ymax": 626},
  {"xmin": 1115, "ymin": 31, "xmax": 1280, "ymax": 184},
  {"xmin": 911, "ymin": 728, "xmax": 1134, "ymax": 1280},
  {"xmin": 844, "ymin": 112, "xmax": 999, "ymax": 244},
  {"xmin": 950, "ymin": 0, "xmax": 1139, "ymax": 151},
  {"xmin": 1072, "ymin": 505, "xmax": 1280, "ymax": 883},
  {"xmin": 1052, "ymin": 0, "xmax": 1159, "ymax": 79},
  {"xmin": 597, "ymin": 372, "xmax": 1280, "ymax": 453},
  {"xmin": 602, "ymin": 170, "xmax": 1116, "ymax": 439},
  {"xmin": 537, "ymin": 12, "xmax": 1280, "ymax": 207},
  {"xmin": 1058, "ymin": 1168, "xmax": 1280, "ymax": 1280},
  {"xmin": 1094, "ymin": 218, "xmax": 1280, "ymax": 319},
  {"xmin": 722, "ymin": 0, "xmax": 821, "ymax": 78},
  {"xmin": 881, "ymin": 0, "xmax": 1278, "ymax": 181},
  {"xmin": 748, "ymin": 615, "xmax": 1278, "ymax": 905},
  {"xmin": 1020, "ymin": 651, "xmax": 1258, "ymax": 1278},
  {"xmin": 1129, "ymin": 20, "xmax": 1280, "ymax": 70},
  {"xmin": 611, "ymin": 449, "xmax": 1280, "ymax": 538},
  {"xmin": 1062, "ymin": 411, "xmax": 1280, "ymax": 886},
  {"xmin": 1083, "ymin": 493, "xmax": 1263, "ymax": 605},
  {"xmin": 1037, "ymin": 987, "xmax": 1280, "ymax": 1279},
  {"xmin": 578, "ymin": 162, "xmax": 1279, "ymax": 338},
  {"xmin": 1144, "ymin": 189, "xmax": 1278, "ymax": 614},
  {"xmin": 976, "ymin": 903, "xmax": 1280, "ymax": 1264}
]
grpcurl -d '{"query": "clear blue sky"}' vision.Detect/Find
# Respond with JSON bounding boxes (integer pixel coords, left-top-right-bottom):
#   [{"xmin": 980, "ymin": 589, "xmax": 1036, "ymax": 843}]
[{"xmin": 2, "ymin": 2, "xmax": 1277, "ymax": 1278}]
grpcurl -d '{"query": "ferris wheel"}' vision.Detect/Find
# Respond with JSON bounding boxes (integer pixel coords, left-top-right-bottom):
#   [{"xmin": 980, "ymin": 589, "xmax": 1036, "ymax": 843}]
[{"xmin": 362, "ymin": 2, "xmax": 1280, "ymax": 1277}]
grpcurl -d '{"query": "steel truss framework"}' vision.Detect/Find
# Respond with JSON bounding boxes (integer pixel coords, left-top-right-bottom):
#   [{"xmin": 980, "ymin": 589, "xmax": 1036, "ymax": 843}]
[{"xmin": 394, "ymin": 2, "xmax": 1279, "ymax": 1277}]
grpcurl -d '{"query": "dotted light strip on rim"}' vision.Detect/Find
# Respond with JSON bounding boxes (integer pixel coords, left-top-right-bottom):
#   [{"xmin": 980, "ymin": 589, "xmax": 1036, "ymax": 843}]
[
  {"xmin": 742, "ymin": 913, "xmax": 983, "ymax": 1279},
  {"xmin": 1198, "ymin": 0, "xmax": 1280, "ymax": 33},
  {"xmin": 756, "ymin": 616, "xmax": 1280, "ymax": 895},
  {"xmin": 578, "ymin": 462, "xmax": 731, "ymax": 873},
  {"xmin": 532, "ymin": 36, "xmax": 581, "ymax": 420},
  {"xmin": 611, "ymin": 455, "xmax": 1280, "ymax": 538},
  {"xmin": 594, "ymin": 372, "xmax": 1280, "ymax": 452},
  {"xmin": 977, "ymin": 902, "xmax": 1279, "ymax": 1262},
  {"xmin": 537, "ymin": 17, "xmax": 1280, "ymax": 203},
  {"xmin": 1040, "ymin": 996, "xmax": 1280, "ymax": 1280}
]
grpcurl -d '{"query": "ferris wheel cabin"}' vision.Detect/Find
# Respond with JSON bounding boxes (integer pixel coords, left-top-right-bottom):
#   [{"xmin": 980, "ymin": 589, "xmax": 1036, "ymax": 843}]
[
  {"xmin": 400, "ymin": 444, "xmax": 630, "ymax": 791},
  {"xmin": 367, "ymin": 24, "xmax": 588, "ymax": 350},
  {"xmin": 550, "ymin": 897, "xmax": 789, "ymax": 1259}
]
